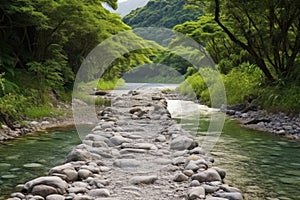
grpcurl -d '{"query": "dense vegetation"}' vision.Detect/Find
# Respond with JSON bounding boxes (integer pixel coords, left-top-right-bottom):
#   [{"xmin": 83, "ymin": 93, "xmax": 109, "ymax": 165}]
[
  {"xmin": 175, "ymin": 0, "xmax": 300, "ymax": 111},
  {"xmin": 123, "ymin": 0, "xmax": 202, "ymax": 28},
  {"xmin": 1, "ymin": 0, "xmax": 300, "ymax": 129},
  {"xmin": 0, "ymin": 0, "xmax": 154, "ymax": 128}
]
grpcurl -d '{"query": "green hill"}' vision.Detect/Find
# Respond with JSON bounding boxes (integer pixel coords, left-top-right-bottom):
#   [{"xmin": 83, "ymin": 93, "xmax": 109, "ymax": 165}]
[{"xmin": 123, "ymin": 0, "xmax": 202, "ymax": 28}]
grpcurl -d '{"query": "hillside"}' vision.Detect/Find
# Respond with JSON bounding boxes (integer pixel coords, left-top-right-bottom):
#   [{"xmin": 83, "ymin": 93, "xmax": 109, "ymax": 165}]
[{"xmin": 123, "ymin": 0, "xmax": 202, "ymax": 28}]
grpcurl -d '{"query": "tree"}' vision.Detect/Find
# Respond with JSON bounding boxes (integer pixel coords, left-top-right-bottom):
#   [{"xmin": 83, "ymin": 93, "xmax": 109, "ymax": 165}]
[{"xmin": 188, "ymin": 0, "xmax": 300, "ymax": 82}]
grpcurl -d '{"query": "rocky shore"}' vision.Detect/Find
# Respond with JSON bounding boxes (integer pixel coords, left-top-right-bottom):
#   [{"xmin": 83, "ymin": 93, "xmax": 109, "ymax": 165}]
[
  {"xmin": 225, "ymin": 106, "xmax": 300, "ymax": 140},
  {"xmin": 7, "ymin": 89, "xmax": 243, "ymax": 200}
]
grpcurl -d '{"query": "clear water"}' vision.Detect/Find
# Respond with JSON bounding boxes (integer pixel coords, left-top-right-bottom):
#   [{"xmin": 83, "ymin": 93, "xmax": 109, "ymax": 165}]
[
  {"xmin": 0, "ymin": 126, "xmax": 81, "ymax": 199},
  {"xmin": 1, "ymin": 97, "xmax": 300, "ymax": 200},
  {"xmin": 168, "ymin": 100, "xmax": 300, "ymax": 200}
]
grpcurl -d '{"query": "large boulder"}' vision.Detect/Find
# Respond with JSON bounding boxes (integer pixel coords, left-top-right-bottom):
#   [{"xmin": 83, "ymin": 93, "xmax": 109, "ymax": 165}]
[
  {"xmin": 24, "ymin": 176, "xmax": 68, "ymax": 195},
  {"xmin": 191, "ymin": 168, "xmax": 222, "ymax": 183},
  {"xmin": 31, "ymin": 185, "xmax": 57, "ymax": 198},
  {"xmin": 49, "ymin": 163, "xmax": 78, "ymax": 182},
  {"xmin": 170, "ymin": 136, "xmax": 197, "ymax": 151},
  {"xmin": 66, "ymin": 148, "xmax": 92, "ymax": 162}
]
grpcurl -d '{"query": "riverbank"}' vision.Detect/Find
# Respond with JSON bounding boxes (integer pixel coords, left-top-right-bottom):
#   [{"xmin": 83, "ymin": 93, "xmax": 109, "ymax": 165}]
[
  {"xmin": 7, "ymin": 89, "xmax": 243, "ymax": 200},
  {"xmin": 0, "ymin": 104, "xmax": 74, "ymax": 142},
  {"xmin": 225, "ymin": 106, "xmax": 300, "ymax": 140}
]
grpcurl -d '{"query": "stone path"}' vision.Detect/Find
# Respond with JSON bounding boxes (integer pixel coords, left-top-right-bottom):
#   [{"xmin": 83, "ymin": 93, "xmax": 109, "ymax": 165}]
[{"xmin": 8, "ymin": 89, "xmax": 243, "ymax": 200}]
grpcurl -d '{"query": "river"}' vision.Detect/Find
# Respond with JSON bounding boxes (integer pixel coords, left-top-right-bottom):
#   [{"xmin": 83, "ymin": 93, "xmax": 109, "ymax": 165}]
[{"xmin": 0, "ymin": 89, "xmax": 299, "ymax": 199}]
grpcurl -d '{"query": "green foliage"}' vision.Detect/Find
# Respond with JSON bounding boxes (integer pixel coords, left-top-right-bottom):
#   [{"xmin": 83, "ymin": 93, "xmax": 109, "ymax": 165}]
[
  {"xmin": 223, "ymin": 63, "xmax": 263, "ymax": 104},
  {"xmin": 123, "ymin": 0, "xmax": 202, "ymax": 28},
  {"xmin": 97, "ymin": 78, "xmax": 125, "ymax": 90},
  {"xmin": 0, "ymin": 94, "xmax": 27, "ymax": 123},
  {"xmin": 258, "ymin": 84, "xmax": 300, "ymax": 112},
  {"xmin": 177, "ymin": 68, "xmax": 224, "ymax": 106},
  {"xmin": 24, "ymin": 105, "xmax": 63, "ymax": 120}
]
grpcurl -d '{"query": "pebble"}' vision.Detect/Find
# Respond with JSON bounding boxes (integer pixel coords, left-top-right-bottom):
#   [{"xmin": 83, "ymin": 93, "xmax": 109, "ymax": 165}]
[{"xmin": 8, "ymin": 90, "xmax": 242, "ymax": 200}]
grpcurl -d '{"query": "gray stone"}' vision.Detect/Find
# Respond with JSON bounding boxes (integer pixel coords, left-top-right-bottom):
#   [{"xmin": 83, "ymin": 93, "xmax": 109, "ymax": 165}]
[
  {"xmin": 220, "ymin": 185, "xmax": 242, "ymax": 193},
  {"xmin": 214, "ymin": 192, "xmax": 243, "ymax": 200},
  {"xmin": 212, "ymin": 167, "xmax": 226, "ymax": 179},
  {"xmin": 10, "ymin": 192, "xmax": 25, "ymax": 199},
  {"xmin": 68, "ymin": 187, "xmax": 88, "ymax": 194},
  {"xmin": 113, "ymin": 159, "xmax": 141, "ymax": 168},
  {"xmin": 170, "ymin": 136, "xmax": 196, "ymax": 151},
  {"xmin": 202, "ymin": 184, "xmax": 219, "ymax": 194},
  {"xmin": 24, "ymin": 176, "xmax": 68, "ymax": 194},
  {"xmin": 183, "ymin": 170, "xmax": 194, "ymax": 177},
  {"xmin": 189, "ymin": 147, "xmax": 205, "ymax": 155},
  {"xmin": 72, "ymin": 181, "xmax": 89, "ymax": 188},
  {"xmin": 92, "ymin": 141, "xmax": 108, "ymax": 148},
  {"xmin": 46, "ymin": 194, "xmax": 65, "ymax": 200},
  {"xmin": 30, "ymin": 196, "xmax": 44, "ymax": 200},
  {"xmin": 49, "ymin": 163, "xmax": 78, "ymax": 182},
  {"xmin": 88, "ymin": 189, "xmax": 110, "ymax": 197},
  {"xmin": 206, "ymin": 195, "xmax": 228, "ymax": 200},
  {"xmin": 189, "ymin": 180, "xmax": 201, "ymax": 187},
  {"xmin": 173, "ymin": 173, "xmax": 189, "ymax": 182},
  {"xmin": 119, "ymin": 148, "xmax": 147, "ymax": 154},
  {"xmin": 172, "ymin": 156, "xmax": 186, "ymax": 165},
  {"xmin": 66, "ymin": 149, "xmax": 92, "ymax": 162},
  {"xmin": 188, "ymin": 186, "xmax": 205, "ymax": 200},
  {"xmin": 121, "ymin": 143, "xmax": 156, "ymax": 150},
  {"xmin": 191, "ymin": 168, "xmax": 222, "ymax": 183},
  {"xmin": 78, "ymin": 169, "xmax": 93, "ymax": 180},
  {"xmin": 73, "ymin": 195, "xmax": 93, "ymax": 200},
  {"xmin": 155, "ymin": 135, "xmax": 166, "ymax": 142},
  {"xmin": 110, "ymin": 135, "xmax": 127, "ymax": 146},
  {"xmin": 185, "ymin": 161, "xmax": 200, "ymax": 172},
  {"xmin": 129, "ymin": 175, "xmax": 158, "ymax": 185},
  {"xmin": 31, "ymin": 185, "xmax": 57, "ymax": 198}
]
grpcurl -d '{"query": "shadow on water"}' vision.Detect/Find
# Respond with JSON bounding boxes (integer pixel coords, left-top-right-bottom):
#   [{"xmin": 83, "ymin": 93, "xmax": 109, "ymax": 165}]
[{"xmin": 0, "ymin": 126, "xmax": 83, "ymax": 199}]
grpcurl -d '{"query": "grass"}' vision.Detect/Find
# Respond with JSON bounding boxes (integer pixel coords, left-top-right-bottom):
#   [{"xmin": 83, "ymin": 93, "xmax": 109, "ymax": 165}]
[{"xmin": 25, "ymin": 105, "xmax": 64, "ymax": 120}]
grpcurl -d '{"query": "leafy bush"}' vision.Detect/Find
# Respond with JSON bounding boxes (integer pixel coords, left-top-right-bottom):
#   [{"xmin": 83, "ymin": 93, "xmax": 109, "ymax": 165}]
[
  {"xmin": 25, "ymin": 105, "xmax": 63, "ymax": 120},
  {"xmin": 177, "ymin": 68, "xmax": 225, "ymax": 107},
  {"xmin": 223, "ymin": 63, "xmax": 263, "ymax": 104},
  {"xmin": 258, "ymin": 84, "xmax": 300, "ymax": 112}
]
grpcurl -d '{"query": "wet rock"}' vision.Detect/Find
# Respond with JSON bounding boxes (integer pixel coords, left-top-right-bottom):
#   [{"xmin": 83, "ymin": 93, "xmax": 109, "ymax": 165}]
[
  {"xmin": 88, "ymin": 189, "xmax": 110, "ymax": 197},
  {"xmin": 49, "ymin": 163, "xmax": 78, "ymax": 182},
  {"xmin": 189, "ymin": 147, "xmax": 205, "ymax": 155},
  {"xmin": 24, "ymin": 176, "xmax": 68, "ymax": 195},
  {"xmin": 10, "ymin": 192, "xmax": 25, "ymax": 199},
  {"xmin": 170, "ymin": 136, "xmax": 197, "ymax": 151},
  {"xmin": 66, "ymin": 149, "xmax": 92, "ymax": 162},
  {"xmin": 31, "ymin": 185, "xmax": 58, "ymax": 198},
  {"xmin": 213, "ymin": 192, "xmax": 243, "ymax": 200},
  {"xmin": 212, "ymin": 167, "xmax": 226, "ymax": 179},
  {"xmin": 191, "ymin": 168, "xmax": 222, "ymax": 183},
  {"xmin": 173, "ymin": 173, "xmax": 189, "ymax": 182},
  {"xmin": 46, "ymin": 194, "xmax": 65, "ymax": 200},
  {"xmin": 129, "ymin": 175, "xmax": 158, "ymax": 185},
  {"xmin": 220, "ymin": 185, "xmax": 242, "ymax": 193},
  {"xmin": 188, "ymin": 186, "xmax": 205, "ymax": 200}
]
